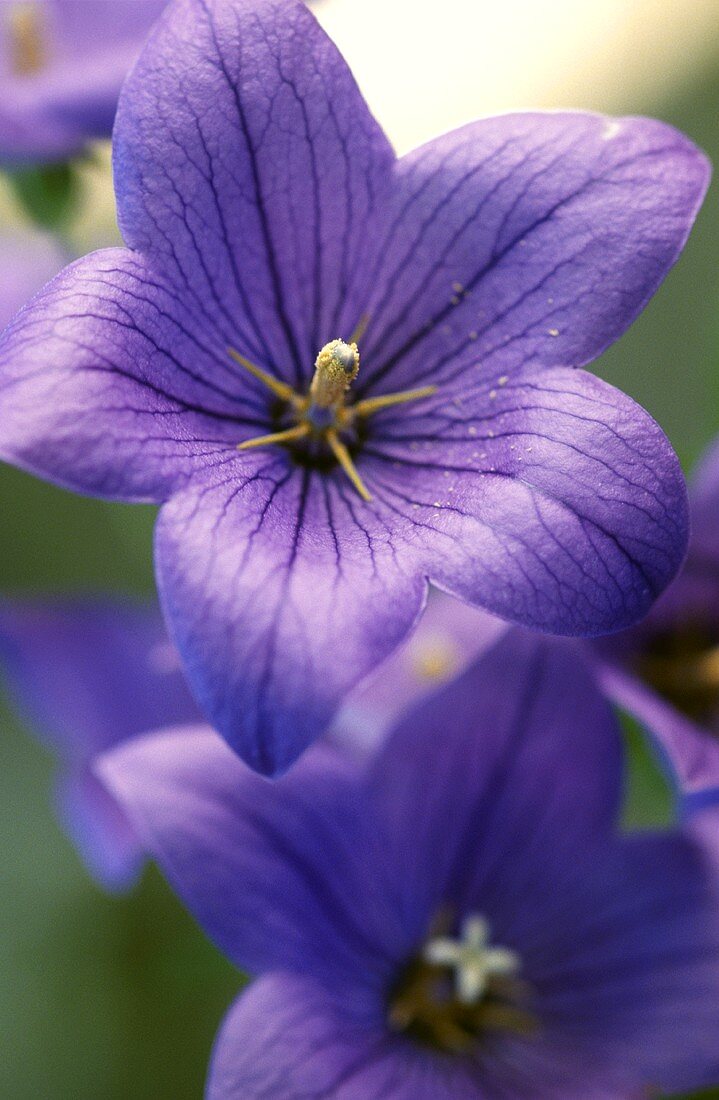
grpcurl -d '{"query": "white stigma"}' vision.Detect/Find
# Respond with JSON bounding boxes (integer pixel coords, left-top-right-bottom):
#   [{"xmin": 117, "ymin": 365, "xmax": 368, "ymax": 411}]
[{"xmin": 423, "ymin": 915, "xmax": 520, "ymax": 1005}]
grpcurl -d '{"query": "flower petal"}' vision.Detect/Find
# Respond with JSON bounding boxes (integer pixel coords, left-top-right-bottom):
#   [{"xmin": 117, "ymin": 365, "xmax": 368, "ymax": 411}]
[
  {"xmin": 114, "ymin": 0, "xmax": 393, "ymax": 388},
  {"xmin": 0, "ymin": 597, "xmax": 198, "ymax": 761},
  {"xmin": 55, "ymin": 767, "xmax": 144, "ymax": 892},
  {"xmin": 356, "ymin": 111, "xmax": 709, "ymax": 399},
  {"xmin": 690, "ymin": 435, "xmax": 719, "ymax": 563},
  {"xmin": 522, "ymin": 831, "xmax": 719, "ymax": 1097},
  {"xmin": 363, "ymin": 367, "xmax": 687, "ymax": 634},
  {"xmin": 207, "ymin": 973, "xmax": 476, "ymax": 1100},
  {"xmin": 598, "ymin": 663, "xmax": 719, "ymax": 805},
  {"xmin": 334, "ymin": 589, "xmax": 506, "ymax": 755},
  {"xmin": 0, "ymin": 248, "xmax": 262, "ymax": 501},
  {"xmin": 368, "ymin": 628, "xmax": 623, "ymax": 934},
  {"xmin": 97, "ymin": 726, "xmax": 404, "ymax": 982},
  {"xmin": 155, "ymin": 457, "xmax": 427, "ymax": 774}
]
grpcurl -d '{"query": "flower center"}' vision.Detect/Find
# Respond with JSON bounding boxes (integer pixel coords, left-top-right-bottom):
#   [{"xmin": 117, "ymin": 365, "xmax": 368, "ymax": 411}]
[
  {"xmin": 634, "ymin": 620, "xmax": 719, "ymax": 727},
  {"xmin": 7, "ymin": 3, "xmax": 45, "ymax": 76},
  {"xmin": 228, "ymin": 336, "xmax": 437, "ymax": 501},
  {"xmin": 388, "ymin": 913, "xmax": 534, "ymax": 1054}
]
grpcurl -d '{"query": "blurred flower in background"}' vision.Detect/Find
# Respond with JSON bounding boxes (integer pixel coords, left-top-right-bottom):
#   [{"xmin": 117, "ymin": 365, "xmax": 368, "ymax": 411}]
[{"xmin": 0, "ymin": 1, "xmax": 166, "ymax": 167}]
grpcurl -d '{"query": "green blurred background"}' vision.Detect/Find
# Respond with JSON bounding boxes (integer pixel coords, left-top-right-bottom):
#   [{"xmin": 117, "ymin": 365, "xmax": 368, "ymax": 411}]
[{"xmin": 2, "ymin": 1, "xmax": 719, "ymax": 1096}]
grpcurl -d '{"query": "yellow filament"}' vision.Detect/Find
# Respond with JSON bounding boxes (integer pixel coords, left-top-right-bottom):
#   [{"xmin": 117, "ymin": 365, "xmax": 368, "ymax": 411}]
[
  {"xmin": 237, "ymin": 423, "xmax": 310, "ymax": 451},
  {"xmin": 227, "ymin": 348, "xmax": 298, "ymax": 404},
  {"xmin": 326, "ymin": 429, "xmax": 372, "ymax": 502},
  {"xmin": 351, "ymin": 385, "xmax": 438, "ymax": 418}
]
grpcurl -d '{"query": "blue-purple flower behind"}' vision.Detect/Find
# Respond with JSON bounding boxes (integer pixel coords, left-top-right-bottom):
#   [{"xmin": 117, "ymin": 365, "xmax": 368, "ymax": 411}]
[
  {"xmin": 0, "ymin": 0, "xmax": 710, "ymax": 774},
  {"xmin": 0, "ymin": 0, "xmax": 166, "ymax": 166},
  {"xmin": 98, "ymin": 630, "xmax": 719, "ymax": 1098}
]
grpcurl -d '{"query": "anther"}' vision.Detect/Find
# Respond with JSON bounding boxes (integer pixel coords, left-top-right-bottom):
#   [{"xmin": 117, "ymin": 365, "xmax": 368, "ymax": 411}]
[
  {"xmin": 8, "ymin": 3, "xmax": 45, "ymax": 76},
  {"xmin": 309, "ymin": 339, "xmax": 360, "ymax": 410}
]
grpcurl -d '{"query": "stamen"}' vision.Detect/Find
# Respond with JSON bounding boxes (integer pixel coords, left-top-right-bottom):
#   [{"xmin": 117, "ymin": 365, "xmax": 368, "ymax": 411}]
[
  {"xmin": 237, "ymin": 423, "xmax": 310, "ymax": 451},
  {"xmin": 8, "ymin": 3, "xmax": 45, "ymax": 75},
  {"xmin": 351, "ymin": 385, "xmax": 438, "ymax": 418},
  {"xmin": 348, "ymin": 312, "xmax": 370, "ymax": 344},
  {"xmin": 326, "ymin": 429, "xmax": 372, "ymax": 502},
  {"xmin": 227, "ymin": 347, "xmax": 299, "ymax": 405}
]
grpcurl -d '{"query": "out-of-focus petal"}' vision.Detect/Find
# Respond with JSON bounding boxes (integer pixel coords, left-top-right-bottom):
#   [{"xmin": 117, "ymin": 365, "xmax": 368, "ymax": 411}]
[
  {"xmin": 368, "ymin": 629, "xmax": 623, "ymax": 936},
  {"xmin": 98, "ymin": 726, "xmax": 406, "ymax": 981}
]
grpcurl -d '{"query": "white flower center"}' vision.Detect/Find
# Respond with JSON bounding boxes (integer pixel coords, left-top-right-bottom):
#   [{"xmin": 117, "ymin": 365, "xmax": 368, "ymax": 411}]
[{"xmin": 423, "ymin": 914, "xmax": 520, "ymax": 1005}]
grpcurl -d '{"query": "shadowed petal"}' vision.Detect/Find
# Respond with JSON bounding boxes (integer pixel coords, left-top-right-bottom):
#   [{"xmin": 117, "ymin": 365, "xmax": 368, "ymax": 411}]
[
  {"xmin": 356, "ymin": 111, "xmax": 709, "ymax": 399},
  {"xmin": 368, "ymin": 629, "xmax": 623, "ymax": 934},
  {"xmin": 0, "ymin": 248, "xmax": 260, "ymax": 501},
  {"xmin": 155, "ymin": 456, "xmax": 427, "ymax": 774},
  {"xmin": 363, "ymin": 367, "xmax": 687, "ymax": 635},
  {"xmin": 114, "ymin": 0, "xmax": 393, "ymax": 388},
  {"xmin": 97, "ymin": 726, "xmax": 405, "ymax": 982}
]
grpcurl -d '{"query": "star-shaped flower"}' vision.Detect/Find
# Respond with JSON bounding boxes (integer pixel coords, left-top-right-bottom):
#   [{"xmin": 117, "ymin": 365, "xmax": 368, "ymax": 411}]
[
  {"xmin": 0, "ymin": 0, "xmax": 167, "ymax": 166},
  {"xmin": 98, "ymin": 631, "xmax": 719, "ymax": 1097},
  {"xmin": 0, "ymin": 0, "xmax": 709, "ymax": 773}
]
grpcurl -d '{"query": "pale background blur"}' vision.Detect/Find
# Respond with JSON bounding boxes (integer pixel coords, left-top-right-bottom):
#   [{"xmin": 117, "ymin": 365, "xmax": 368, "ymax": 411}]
[{"xmin": 2, "ymin": 2, "xmax": 719, "ymax": 1097}]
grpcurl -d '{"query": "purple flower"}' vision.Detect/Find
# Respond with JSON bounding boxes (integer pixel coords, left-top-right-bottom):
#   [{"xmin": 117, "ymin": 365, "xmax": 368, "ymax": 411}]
[
  {"xmin": 0, "ymin": 0, "xmax": 709, "ymax": 775},
  {"xmin": 0, "ymin": 0, "xmax": 166, "ymax": 165},
  {"xmin": 0, "ymin": 227, "xmax": 66, "ymax": 328},
  {"xmin": 0, "ymin": 598, "xmax": 198, "ymax": 889},
  {"xmin": 98, "ymin": 630, "xmax": 719, "ymax": 1098},
  {"xmin": 592, "ymin": 436, "xmax": 719, "ymax": 810}
]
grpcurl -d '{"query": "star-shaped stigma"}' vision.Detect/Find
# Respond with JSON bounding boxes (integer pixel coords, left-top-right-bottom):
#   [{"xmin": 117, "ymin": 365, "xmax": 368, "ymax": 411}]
[
  {"xmin": 423, "ymin": 914, "xmax": 520, "ymax": 1005},
  {"xmin": 229, "ymin": 334, "xmax": 436, "ymax": 501}
]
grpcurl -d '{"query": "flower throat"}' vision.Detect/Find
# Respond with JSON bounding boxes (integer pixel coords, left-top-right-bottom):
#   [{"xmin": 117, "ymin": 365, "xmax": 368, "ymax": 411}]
[
  {"xmin": 388, "ymin": 914, "xmax": 535, "ymax": 1054},
  {"xmin": 228, "ymin": 331, "xmax": 436, "ymax": 502}
]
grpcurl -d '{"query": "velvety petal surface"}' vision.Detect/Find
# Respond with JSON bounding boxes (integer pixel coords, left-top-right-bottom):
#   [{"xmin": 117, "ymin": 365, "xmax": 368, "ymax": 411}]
[
  {"xmin": 0, "ymin": 597, "xmax": 198, "ymax": 761},
  {"xmin": 368, "ymin": 628, "xmax": 624, "ymax": 934},
  {"xmin": 362, "ymin": 367, "xmax": 688, "ymax": 635},
  {"xmin": 155, "ymin": 457, "xmax": 427, "ymax": 774},
  {"xmin": 98, "ymin": 726, "xmax": 406, "ymax": 982},
  {"xmin": 355, "ymin": 111, "xmax": 709, "ymax": 399},
  {"xmin": 0, "ymin": 247, "xmax": 263, "ymax": 500},
  {"xmin": 114, "ymin": 0, "xmax": 393, "ymax": 389}
]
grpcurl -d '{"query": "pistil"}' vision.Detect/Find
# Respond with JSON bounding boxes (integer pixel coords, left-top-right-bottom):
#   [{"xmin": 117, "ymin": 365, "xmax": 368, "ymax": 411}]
[{"xmin": 228, "ymin": 339, "xmax": 437, "ymax": 502}]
